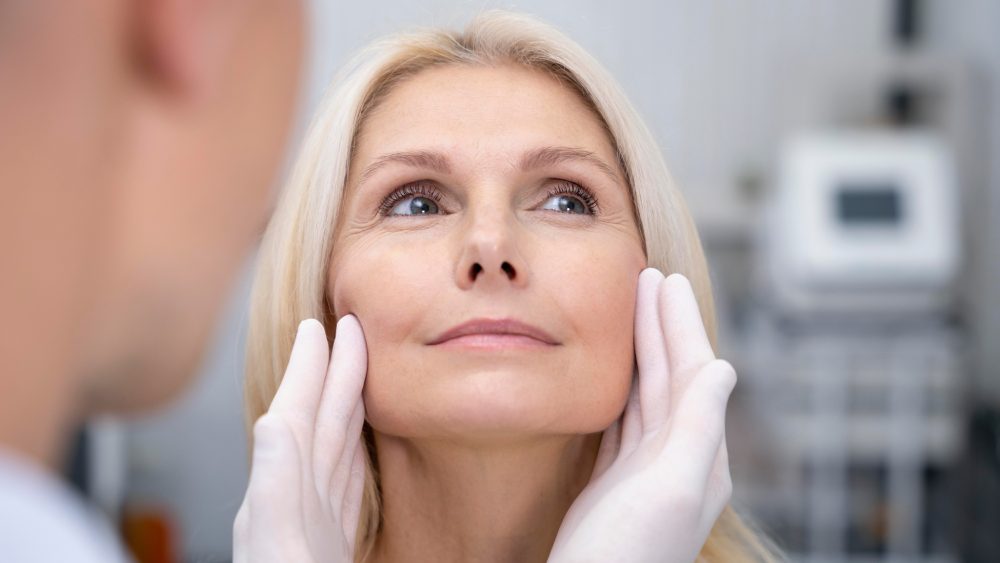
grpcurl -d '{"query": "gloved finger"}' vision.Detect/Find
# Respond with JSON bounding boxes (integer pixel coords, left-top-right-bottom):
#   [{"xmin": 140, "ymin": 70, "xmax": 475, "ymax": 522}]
[
  {"xmin": 619, "ymin": 371, "xmax": 643, "ymax": 457},
  {"xmin": 659, "ymin": 274, "xmax": 715, "ymax": 417},
  {"xmin": 657, "ymin": 359, "xmax": 736, "ymax": 497},
  {"xmin": 232, "ymin": 500, "xmax": 249, "ymax": 563},
  {"xmin": 710, "ymin": 440, "xmax": 733, "ymax": 510},
  {"xmin": 342, "ymin": 444, "xmax": 367, "ymax": 556},
  {"xmin": 324, "ymin": 396, "xmax": 365, "ymax": 508},
  {"xmin": 313, "ymin": 315, "xmax": 368, "ymax": 488},
  {"xmin": 699, "ymin": 439, "xmax": 733, "ymax": 540},
  {"xmin": 246, "ymin": 414, "xmax": 304, "ymax": 542},
  {"xmin": 268, "ymin": 319, "xmax": 330, "ymax": 428},
  {"xmin": 634, "ymin": 268, "xmax": 670, "ymax": 431},
  {"xmin": 593, "ymin": 417, "xmax": 620, "ymax": 480},
  {"xmin": 707, "ymin": 429, "xmax": 732, "ymax": 504}
]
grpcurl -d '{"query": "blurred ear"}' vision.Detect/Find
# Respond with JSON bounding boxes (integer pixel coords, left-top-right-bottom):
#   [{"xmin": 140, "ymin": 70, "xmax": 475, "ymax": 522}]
[{"xmin": 133, "ymin": 0, "xmax": 238, "ymax": 102}]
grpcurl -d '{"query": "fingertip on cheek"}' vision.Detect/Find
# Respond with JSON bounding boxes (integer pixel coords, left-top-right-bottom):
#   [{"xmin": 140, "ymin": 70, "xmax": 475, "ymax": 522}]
[
  {"xmin": 639, "ymin": 266, "xmax": 663, "ymax": 278},
  {"xmin": 663, "ymin": 272, "xmax": 692, "ymax": 291},
  {"xmin": 637, "ymin": 267, "xmax": 665, "ymax": 291},
  {"xmin": 328, "ymin": 276, "xmax": 354, "ymax": 321}
]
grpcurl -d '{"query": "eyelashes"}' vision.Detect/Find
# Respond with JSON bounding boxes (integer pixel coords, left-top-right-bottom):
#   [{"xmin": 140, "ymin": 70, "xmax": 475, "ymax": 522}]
[
  {"xmin": 377, "ymin": 182, "xmax": 444, "ymax": 216},
  {"xmin": 376, "ymin": 180, "xmax": 601, "ymax": 217},
  {"xmin": 548, "ymin": 181, "xmax": 599, "ymax": 214}
]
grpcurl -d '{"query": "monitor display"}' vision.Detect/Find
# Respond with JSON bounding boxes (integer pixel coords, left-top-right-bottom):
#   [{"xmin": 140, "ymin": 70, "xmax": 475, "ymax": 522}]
[{"xmin": 836, "ymin": 185, "xmax": 902, "ymax": 225}]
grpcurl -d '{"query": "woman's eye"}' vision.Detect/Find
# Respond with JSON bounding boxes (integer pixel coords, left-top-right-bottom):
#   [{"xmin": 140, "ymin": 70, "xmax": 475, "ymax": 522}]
[
  {"xmin": 389, "ymin": 195, "xmax": 439, "ymax": 216},
  {"xmin": 540, "ymin": 194, "xmax": 590, "ymax": 214}
]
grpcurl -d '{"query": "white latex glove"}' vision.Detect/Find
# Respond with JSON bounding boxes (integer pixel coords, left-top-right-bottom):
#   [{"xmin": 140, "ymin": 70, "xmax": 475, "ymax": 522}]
[
  {"xmin": 548, "ymin": 268, "xmax": 737, "ymax": 563},
  {"xmin": 234, "ymin": 316, "xmax": 368, "ymax": 563}
]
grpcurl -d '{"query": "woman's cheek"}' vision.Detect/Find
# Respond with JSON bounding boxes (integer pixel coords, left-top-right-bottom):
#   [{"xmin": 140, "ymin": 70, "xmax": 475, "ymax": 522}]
[
  {"xmin": 562, "ymin": 238, "xmax": 641, "ymax": 327},
  {"xmin": 578, "ymin": 242, "xmax": 641, "ymax": 401},
  {"xmin": 331, "ymin": 243, "xmax": 439, "ymax": 356},
  {"xmin": 330, "ymin": 245, "xmax": 440, "ymax": 433}
]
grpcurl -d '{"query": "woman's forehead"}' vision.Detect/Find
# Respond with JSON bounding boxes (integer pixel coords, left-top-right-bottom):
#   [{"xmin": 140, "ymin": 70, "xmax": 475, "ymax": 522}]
[{"xmin": 350, "ymin": 63, "xmax": 619, "ymax": 175}]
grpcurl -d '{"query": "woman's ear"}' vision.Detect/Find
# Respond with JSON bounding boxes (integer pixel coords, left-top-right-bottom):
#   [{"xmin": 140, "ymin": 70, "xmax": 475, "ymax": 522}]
[{"xmin": 133, "ymin": 0, "xmax": 240, "ymax": 102}]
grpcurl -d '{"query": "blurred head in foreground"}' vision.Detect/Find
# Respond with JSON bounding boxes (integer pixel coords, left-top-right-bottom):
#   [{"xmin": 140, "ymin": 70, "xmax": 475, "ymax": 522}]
[{"xmin": 0, "ymin": 0, "xmax": 305, "ymax": 464}]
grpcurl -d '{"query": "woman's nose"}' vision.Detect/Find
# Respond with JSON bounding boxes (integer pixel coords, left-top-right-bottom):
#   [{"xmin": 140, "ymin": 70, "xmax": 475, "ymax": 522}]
[{"xmin": 455, "ymin": 204, "xmax": 528, "ymax": 290}]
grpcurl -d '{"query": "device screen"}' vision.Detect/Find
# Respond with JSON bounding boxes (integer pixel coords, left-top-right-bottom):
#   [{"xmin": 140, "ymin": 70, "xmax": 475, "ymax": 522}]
[{"xmin": 836, "ymin": 184, "xmax": 902, "ymax": 225}]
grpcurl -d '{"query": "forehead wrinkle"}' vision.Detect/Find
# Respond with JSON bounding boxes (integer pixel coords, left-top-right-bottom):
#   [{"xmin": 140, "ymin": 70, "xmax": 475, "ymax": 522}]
[
  {"xmin": 357, "ymin": 150, "xmax": 453, "ymax": 187},
  {"xmin": 520, "ymin": 146, "xmax": 621, "ymax": 185}
]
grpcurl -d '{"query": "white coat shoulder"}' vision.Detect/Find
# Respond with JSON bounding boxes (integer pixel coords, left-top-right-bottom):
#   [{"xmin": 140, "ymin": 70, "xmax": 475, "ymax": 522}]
[{"xmin": 0, "ymin": 449, "xmax": 131, "ymax": 563}]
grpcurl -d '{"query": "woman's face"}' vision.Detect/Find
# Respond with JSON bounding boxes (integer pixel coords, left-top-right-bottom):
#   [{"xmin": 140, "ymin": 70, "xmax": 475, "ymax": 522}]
[{"xmin": 329, "ymin": 63, "xmax": 646, "ymax": 441}]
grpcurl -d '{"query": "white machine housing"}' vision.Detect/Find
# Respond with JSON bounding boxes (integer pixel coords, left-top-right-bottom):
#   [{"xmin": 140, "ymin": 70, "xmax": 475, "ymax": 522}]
[{"xmin": 764, "ymin": 130, "xmax": 961, "ymax": 318}]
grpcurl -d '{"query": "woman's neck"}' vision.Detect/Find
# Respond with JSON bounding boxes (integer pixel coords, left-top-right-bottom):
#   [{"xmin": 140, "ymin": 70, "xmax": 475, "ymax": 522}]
[{"xmin": 368, "ymin": 431, "xmax": 602, "ymax": 563}]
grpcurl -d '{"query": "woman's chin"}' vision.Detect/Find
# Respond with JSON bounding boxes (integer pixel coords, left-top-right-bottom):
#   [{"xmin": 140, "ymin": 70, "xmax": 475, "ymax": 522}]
[{"xmin": 364, "ymin": 373, "xmax": 622, "ymax": 444}]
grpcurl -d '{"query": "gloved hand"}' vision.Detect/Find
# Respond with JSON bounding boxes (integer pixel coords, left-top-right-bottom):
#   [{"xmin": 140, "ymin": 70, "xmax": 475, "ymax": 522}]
[
  {"xmin": 233, "ymin": 315, "xmax": 368, "ymax": 563},
  {"xmin": 548, "ymin": 268, "xmax": 737, "ymax": 563}
]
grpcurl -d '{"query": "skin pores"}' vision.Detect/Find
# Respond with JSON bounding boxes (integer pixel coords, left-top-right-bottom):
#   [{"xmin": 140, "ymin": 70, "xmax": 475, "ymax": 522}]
[{"xmin": 328, "ymin": 63, "xmax": 646, "ymax": 444}]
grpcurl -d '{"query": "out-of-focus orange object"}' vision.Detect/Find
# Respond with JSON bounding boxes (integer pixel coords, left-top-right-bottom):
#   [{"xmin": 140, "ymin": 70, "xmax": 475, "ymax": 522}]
[{"xmin": 121, "ymin": 507, "xmax": 178, "ymax": 563}]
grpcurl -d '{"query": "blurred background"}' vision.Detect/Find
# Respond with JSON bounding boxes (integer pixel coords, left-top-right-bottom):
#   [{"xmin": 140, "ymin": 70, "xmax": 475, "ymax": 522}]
[{"xmin": 65, "ymin": 1, "xmax": 1000, "ymax": 562}]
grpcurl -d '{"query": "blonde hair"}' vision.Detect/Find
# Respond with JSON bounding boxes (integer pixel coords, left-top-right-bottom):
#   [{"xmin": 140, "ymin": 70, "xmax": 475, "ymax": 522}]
[{"xmin": 244, "ymin": 10, "xmax": 783, "ymax": 562}]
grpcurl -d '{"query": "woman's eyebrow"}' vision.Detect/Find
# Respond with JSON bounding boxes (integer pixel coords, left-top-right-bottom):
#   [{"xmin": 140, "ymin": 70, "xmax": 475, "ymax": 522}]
[
  {"xmin": 519, "ymin": 146, "xmax": 621, "ymax": 184},
  {"xmin": 356, "ymin": 145, "xmax": 620, "ymax": 188},
  {"xmin": 358, "ymin": 150, "xmax": 452, "ymax": 186}
]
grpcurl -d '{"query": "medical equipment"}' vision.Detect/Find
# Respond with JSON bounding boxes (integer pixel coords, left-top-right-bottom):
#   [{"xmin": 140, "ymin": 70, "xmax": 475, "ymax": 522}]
[
  {"xmin": 739, "ymin": 129, "xmax": 968, "ymax": 561},
  {"xmin": 763, "ymin": 130, "xmax": 961, "ymax": 319}
]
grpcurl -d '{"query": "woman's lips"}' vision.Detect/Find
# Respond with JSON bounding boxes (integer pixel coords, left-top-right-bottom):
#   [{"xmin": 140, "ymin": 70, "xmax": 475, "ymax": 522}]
[
  {"xmin": 433, "ymin": 333, "xmax": 556, "ymax": 350},
  {"xmin": 427, "ymin": 318, "xmax": 560, "ymax": 349}
]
